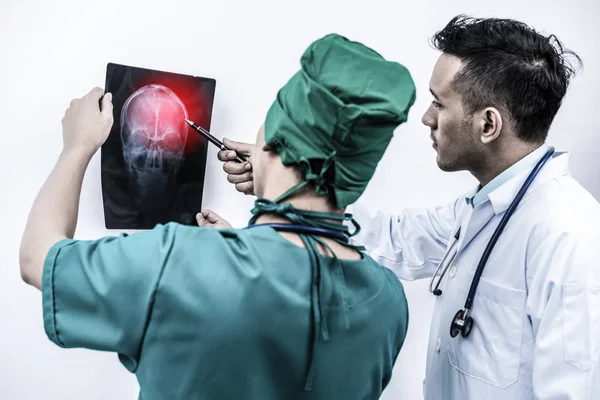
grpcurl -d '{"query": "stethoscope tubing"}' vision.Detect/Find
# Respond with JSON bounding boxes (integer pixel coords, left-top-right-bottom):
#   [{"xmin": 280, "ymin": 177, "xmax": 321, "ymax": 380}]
[
  {"xmin": 429, "ymin": 146, "xmax": 555, "ymax": 338},
  {"xmin": 463, "ymin": 146, "xmax": 555, "ymax": 310},
  {"xmin": 428, "ymin": 229, "xmax": 460, "ymax": 296},
  {"xmin": 247, "ymin": 223, "xmax": 350, "ymax": 243}
]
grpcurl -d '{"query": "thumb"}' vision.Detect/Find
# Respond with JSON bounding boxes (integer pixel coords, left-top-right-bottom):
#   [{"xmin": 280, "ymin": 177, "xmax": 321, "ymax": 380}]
[
  {"xmin": 196, "ymin": 212, "xmax": 209, "ymax": 227},
  {"xmin": 87, "ymin": 86, "xmax": 105, "ymax": 101},
  {"xmin": 101, "ymin": 92, "xmax": 114, "ymax": 120},
  {"xmin": 223, "ymin": 138, "xmax": 254, "ymax": 156},
  {"xmin": 201, "ymin": 209, "xmax": 223, "ymax": 224}
]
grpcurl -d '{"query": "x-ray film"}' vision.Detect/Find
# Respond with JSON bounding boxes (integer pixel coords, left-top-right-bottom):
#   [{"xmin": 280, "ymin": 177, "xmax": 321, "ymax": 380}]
[{"xmin": 101, "ymin": 63, "xmax": 216, "ymax": 229}]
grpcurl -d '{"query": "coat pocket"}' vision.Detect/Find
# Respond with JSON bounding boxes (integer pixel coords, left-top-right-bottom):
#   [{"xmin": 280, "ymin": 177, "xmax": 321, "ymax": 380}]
[
  {"xmin": 562, "ymin": 283, "xmax": 600, "ymax": 371},
  {"xmin": 447, "ymin": 274, "xmax": 526, "ymax": 388}
]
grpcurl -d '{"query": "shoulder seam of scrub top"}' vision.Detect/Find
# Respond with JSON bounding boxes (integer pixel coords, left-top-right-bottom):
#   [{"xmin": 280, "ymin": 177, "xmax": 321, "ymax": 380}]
[
  {"xmin": 127, "ymin": 222, "xmax": 181, "ymax": 369},
  {"xmin": 243, "ymin": 226, "xmax": 399, "ymax": 310}
]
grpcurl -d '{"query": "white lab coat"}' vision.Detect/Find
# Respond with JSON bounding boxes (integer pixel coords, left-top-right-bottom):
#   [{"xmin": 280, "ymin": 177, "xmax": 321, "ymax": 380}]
[{"xmin": 350, "ymin": 152, "xmax": 600, "ymax": 399}]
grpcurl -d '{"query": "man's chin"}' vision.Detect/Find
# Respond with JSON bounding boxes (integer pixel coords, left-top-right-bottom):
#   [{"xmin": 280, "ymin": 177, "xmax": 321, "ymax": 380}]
[{"xmin": 436, "ymin": 157, "xmax": 458, "ymax": 172}]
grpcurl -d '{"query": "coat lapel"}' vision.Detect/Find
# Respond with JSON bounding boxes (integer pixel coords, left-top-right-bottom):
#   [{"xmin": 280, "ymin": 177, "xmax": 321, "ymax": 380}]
[{"xmin": 457, "ymin": 202, "xmax": 496, "ymax": 254}]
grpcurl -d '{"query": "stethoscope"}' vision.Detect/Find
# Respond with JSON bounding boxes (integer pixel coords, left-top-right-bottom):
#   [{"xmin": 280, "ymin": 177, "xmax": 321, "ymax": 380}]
[
  {"xmin": 429, "ymin": 146, "xmax": 555, "ymax": 339},
  {"xmin": 246, "ymin": 223, "xmax": 350, "ymax": 243}
]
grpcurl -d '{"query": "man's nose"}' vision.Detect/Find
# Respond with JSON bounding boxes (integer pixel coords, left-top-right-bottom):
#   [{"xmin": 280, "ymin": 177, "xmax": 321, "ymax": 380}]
[{"xmin": 421, "ymin": 108, "xmax": 436, "ymax": 129}]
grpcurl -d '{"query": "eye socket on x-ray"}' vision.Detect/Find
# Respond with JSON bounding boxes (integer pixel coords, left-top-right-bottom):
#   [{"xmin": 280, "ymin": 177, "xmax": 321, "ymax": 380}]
[
  {"xmin": 101, "ymin": 63, "xmax": 216, "ymax": 230},
  {"xmin": 129, "ymin": 129, "xmax": 182, "ymax": 152}
]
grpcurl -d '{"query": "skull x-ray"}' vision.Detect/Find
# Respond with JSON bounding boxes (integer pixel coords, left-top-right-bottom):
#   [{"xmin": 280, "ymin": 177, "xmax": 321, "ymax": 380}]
[
  {"xmin": 120, "ymin": 84, "xmax": 188, "ymax": 193},
  {"xmin": 102, "ymin": 63, "xmax": 216, "ymax": 229}
]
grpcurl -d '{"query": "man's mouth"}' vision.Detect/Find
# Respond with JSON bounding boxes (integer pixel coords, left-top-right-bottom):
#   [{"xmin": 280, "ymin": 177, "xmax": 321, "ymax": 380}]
[{"xmin": 430, "ymin": 134, "xmax": 437, "ymax": 147}]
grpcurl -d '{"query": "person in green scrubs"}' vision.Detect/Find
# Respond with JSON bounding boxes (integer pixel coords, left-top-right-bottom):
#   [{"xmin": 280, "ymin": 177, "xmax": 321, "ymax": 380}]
[{"xmin": 19, "ymin": 33, "xmax": 416, "ymax": 399}]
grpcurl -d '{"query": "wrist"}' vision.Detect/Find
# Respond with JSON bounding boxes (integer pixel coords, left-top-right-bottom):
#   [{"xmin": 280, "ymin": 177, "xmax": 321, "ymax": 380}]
[{"xmin": 61, "ymin": 145, "xmax": 97, "ymax": 161}]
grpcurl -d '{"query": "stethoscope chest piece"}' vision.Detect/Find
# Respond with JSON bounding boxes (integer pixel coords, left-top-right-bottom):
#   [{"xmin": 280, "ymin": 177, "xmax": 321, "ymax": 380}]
[{"xmin": 450, "ymin": 309, "xmax": 473, "ymax": 338}]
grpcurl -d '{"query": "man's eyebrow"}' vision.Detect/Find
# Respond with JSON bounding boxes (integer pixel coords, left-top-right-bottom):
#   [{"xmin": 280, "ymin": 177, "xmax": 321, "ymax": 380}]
[{"xmin": 429, "ymin": 88, "xmax": 440, "ymax": 99}]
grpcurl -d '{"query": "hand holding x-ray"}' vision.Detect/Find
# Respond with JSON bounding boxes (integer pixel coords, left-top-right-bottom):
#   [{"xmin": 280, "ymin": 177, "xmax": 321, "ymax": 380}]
[
  {"xmin": 62, "ymin": 87, "xmax": 114, "ymax": 155},
  {"xmin": 195, "ymin": 209, "xmax": 232, "ymax": 229}
]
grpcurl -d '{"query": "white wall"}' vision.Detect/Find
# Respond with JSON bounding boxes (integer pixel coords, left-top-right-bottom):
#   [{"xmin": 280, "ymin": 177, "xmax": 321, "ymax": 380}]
[{"xmin": 1, "ymin": 0, "xmax": 597, "ymax": 399}]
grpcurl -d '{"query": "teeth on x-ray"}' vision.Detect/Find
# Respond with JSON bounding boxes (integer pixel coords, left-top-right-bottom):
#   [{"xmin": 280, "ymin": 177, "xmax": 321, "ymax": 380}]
[{"xmin": 120, "ymin": 84, "xmax": 189, "ymax": 195}]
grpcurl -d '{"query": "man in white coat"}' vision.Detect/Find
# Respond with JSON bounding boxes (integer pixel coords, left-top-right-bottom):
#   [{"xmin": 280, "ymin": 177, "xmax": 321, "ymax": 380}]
[{"xmin": 202, "ymin": 15, "xmax": 600, "ymax": 399}]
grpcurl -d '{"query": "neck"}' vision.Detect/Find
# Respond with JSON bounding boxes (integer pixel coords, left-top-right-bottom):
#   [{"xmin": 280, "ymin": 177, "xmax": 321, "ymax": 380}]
[
  {"xmin": 472, "ymin": 140, "xmax": 543, "ymax": 187},
  {"xmin": 255, "ymin": 183, "xmax": 341, "ymax": 225}
]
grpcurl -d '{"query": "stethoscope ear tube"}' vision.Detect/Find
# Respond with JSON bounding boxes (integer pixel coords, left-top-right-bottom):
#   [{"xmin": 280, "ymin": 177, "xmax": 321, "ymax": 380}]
[{"xmin": 429, "ymin": 228, "xmax": 461, "ymax": 296}]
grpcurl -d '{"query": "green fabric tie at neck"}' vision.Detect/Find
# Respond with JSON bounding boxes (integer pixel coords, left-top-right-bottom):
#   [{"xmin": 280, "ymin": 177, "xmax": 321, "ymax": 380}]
[
  {"xmin": 292, "ymin": 151, "xmax": 337, "ymax": 199},
  {"xmin": 248, "ymin": 182, "xmax": 364, "ymax": 391}
]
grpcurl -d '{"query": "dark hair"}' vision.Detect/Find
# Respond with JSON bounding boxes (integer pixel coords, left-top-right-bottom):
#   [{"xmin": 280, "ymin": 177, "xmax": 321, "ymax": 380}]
[{"xmin": 431, "ymin": 15, "xmax": 582, "ymax": 143}]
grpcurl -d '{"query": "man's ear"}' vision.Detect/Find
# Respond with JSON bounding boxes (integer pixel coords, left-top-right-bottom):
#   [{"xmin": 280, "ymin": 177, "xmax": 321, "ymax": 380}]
[{"xmin": 478, "ymin": 107, "xmax": 503, "ymax": 144}]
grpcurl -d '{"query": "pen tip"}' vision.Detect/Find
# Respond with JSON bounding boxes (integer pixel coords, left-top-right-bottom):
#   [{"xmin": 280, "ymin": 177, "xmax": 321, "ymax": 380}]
[{"xmin": 184, "ymin": 119, "xmax": 193, "ymax": 125}]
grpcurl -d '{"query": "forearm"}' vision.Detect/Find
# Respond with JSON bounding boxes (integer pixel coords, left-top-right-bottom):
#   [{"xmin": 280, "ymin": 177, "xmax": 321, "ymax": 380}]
[
  {"xmin": 348, "ymin": 201, "xmax": 457, "ymax": 280},
  {"xmin": 19, "ymin": 147, "xmax": 94, "ymax": 289}
]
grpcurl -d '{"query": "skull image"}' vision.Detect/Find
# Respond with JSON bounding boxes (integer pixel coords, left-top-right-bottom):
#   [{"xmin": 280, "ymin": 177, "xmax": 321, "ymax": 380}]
[{"xmin": 120, "ymin": 84, "xmax": 189, "ymax": 198}]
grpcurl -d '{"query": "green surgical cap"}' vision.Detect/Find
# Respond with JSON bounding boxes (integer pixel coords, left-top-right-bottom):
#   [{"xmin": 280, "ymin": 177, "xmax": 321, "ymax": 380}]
[{"xmin": 264, "ymin": 33, "xmax": 416, "ymax": 208}]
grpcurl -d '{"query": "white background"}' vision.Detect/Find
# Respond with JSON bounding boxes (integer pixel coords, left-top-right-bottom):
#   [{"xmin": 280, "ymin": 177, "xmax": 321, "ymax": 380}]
[{"xmin": 1, "ymin": 0, "xmax": 598, "ymax": 399}]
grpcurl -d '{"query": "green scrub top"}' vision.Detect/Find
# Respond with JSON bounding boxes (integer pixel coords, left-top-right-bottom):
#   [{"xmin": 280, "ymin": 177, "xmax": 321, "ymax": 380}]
[{"xmin": 42, "ymin": 222, "xmax": 409, "ymax": 399}]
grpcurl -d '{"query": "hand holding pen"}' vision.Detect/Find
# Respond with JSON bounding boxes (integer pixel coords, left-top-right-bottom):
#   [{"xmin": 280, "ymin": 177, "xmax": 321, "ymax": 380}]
[
  {"xmin": 185, "ymin": 119, "xmax": 248, "ymax": 163},
  {"xmin": 185, "ymin": 119, "xmax": 255, "ymax": 195},
  {"xmin": 217, "ymin": 139, "xmax": 254, "ymax": 195}
]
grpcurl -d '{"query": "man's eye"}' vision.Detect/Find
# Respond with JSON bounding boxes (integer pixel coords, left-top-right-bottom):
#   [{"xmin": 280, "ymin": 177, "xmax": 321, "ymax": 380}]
[{"xmin": 432, "ymin": 100, "xmax": 442, "ymax": 109}]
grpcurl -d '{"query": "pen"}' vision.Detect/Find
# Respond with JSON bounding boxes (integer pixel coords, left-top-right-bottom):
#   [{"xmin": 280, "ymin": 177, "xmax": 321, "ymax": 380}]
[{"xmin": 185, "ymin": 119, "xmax": 247, "ymax": 163}]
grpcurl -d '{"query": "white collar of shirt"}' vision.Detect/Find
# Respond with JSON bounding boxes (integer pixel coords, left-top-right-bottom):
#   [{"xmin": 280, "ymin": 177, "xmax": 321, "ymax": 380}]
[{"xmin": 465, "ymin": 144, "xmax": 571, "ymax": 214}]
